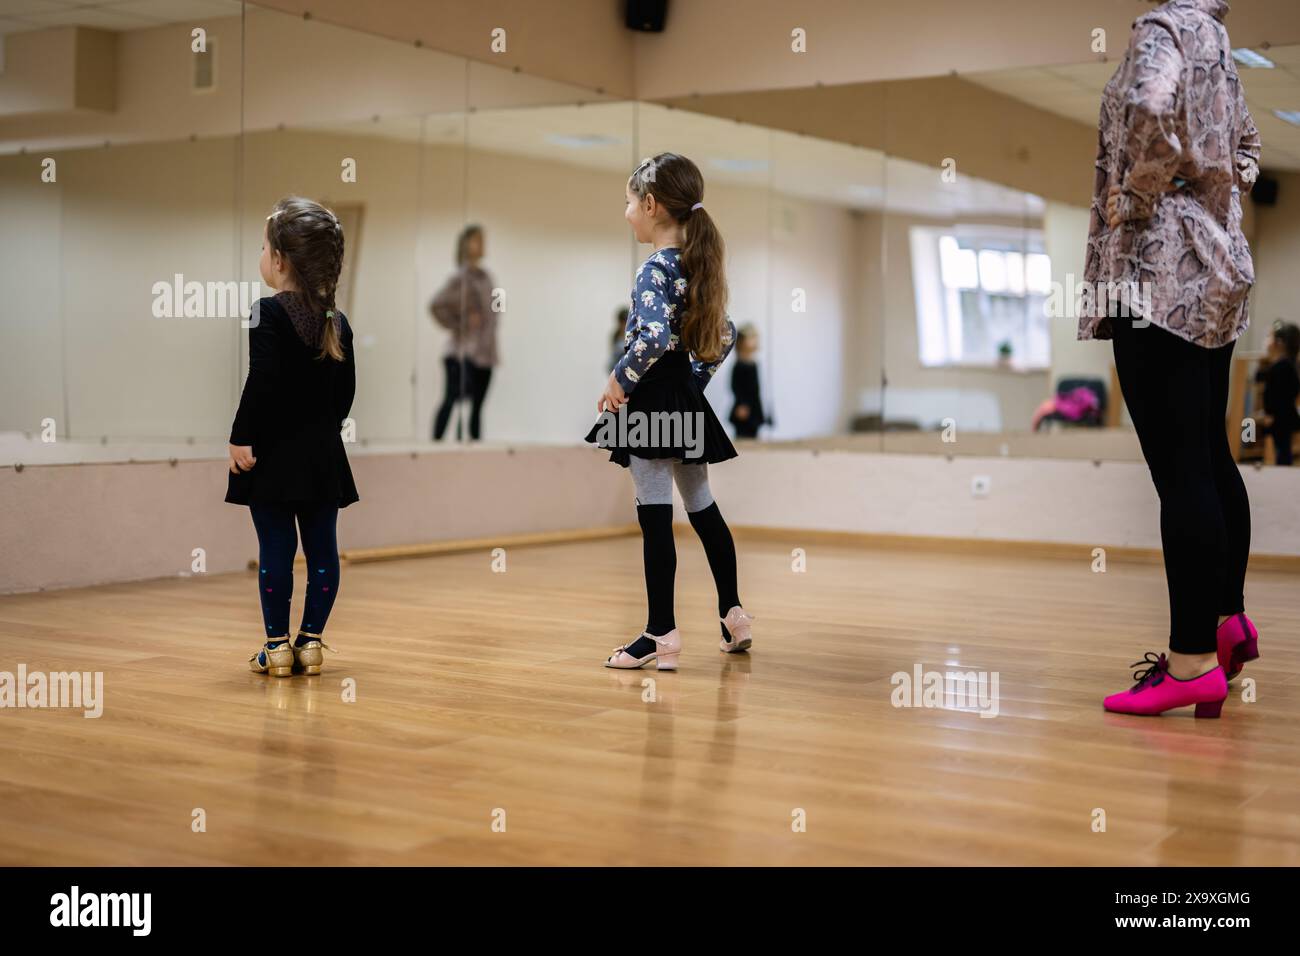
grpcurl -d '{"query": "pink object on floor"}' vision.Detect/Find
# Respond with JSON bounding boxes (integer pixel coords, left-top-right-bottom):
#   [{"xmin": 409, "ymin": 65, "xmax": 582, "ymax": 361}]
[
  {"xmin": 1216, "ymin": 613, "xmax": 1259, "ymax": 681},
  {"xmin": 1103, "ymin": 652, "xmax": 1228, "ymax": 718}
]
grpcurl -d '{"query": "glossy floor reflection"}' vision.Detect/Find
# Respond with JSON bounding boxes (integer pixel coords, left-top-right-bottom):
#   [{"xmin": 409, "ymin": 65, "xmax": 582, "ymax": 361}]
[{"xmin": 0, "ymin": 535, "xmax": 1296, "ymax": 865}]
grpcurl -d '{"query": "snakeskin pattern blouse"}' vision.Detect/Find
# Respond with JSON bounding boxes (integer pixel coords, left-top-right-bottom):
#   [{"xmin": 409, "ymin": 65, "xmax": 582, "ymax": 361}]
[{"xmin": 1078, "ymin": 0, "xmax": 1261, "ymax": 348}]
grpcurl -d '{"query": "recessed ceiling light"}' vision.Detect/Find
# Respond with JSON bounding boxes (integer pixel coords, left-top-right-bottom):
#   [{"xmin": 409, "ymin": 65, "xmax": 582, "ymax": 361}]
[
  {"xmin": 1274, "ymin": 110, "xmax": 1300, "ymax": 126},
  {"xmin": 544, "ymin": 133, "xmax": 623, "ymax": 149},
  {"xmin": 1232, "ymin": 49, "xmax": 1275, "ymax": 68}
]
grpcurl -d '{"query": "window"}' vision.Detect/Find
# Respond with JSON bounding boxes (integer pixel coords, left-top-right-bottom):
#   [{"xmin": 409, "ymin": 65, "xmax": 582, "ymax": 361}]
[{"xmin": 911, "ymin": 226, "xmax": 1052, "ymax": 369}]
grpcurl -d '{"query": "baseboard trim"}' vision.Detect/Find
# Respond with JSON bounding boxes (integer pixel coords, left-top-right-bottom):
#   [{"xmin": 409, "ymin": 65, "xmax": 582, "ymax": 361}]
[{"xmin": 721, "ymin": 525, "xmax": 1300, "ymax": 572}]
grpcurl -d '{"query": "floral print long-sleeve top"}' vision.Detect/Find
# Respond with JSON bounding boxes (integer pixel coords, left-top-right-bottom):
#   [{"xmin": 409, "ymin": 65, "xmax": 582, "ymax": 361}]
[
  {"xmin": 1078, "ymin": 0, "xmax": 1261, "ymax": 348},
  {"xmin": 612, "ymin": 247, "xmax": 735, "ymax": 394}
]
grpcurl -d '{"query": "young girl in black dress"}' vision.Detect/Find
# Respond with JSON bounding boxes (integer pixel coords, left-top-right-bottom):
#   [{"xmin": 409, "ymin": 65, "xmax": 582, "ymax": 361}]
[
  {"xmin": 586, "ymin": 153, "xmax": 754, "ymax": 670},
  {"xmin": 729, "ymin": 324, "xmax": 766, "ymax": 439},
  {"xmin": 1256, "ymin": 322, "xmax": 1300, "ymax": 465},
  {"xmin": 227, "ymin": 197, "xmax": 358, "ymax": 677}
]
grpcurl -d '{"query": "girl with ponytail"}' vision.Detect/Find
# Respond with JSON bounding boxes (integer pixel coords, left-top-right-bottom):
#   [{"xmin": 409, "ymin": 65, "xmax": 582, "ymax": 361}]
[
  {"xmin": 586, "ymin": 152, "xmax": 755, "ymax": 670},
  {"xmin": 227, "ymin": 196, "xmax": 358, "ymax": 679}
]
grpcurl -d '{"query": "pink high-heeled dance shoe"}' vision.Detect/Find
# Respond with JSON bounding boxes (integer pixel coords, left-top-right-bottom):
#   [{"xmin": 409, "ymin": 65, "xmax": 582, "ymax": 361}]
[
  {"xmin": 1103, "ymin": 652, "xmax": 1228, "ymax": 718},
  {"xmin": 605, "ymin": 630, "xmax": 681, "ymax": 670},
  {"xmin": 1217, "ymin": 613, "xmax": 1259, "ymax": 682},
  {"xmin": 720, "ymin": 606, "xmax": 754, "ymax": 653}
]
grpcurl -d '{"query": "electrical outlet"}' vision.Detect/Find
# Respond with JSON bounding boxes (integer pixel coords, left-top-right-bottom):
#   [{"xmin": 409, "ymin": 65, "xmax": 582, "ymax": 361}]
[{"xmin": 971, "ymin": 475, "xmax": 991, "ymax": 498}]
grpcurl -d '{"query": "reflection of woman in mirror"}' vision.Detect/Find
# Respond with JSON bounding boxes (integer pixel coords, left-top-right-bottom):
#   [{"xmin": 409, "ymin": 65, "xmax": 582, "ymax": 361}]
[
  {"xmin": 586, "ymin": 152, "xmax": 754, "ymax": 670},
  {"xmin": 1079, "ymin": 0, "xmax": 1261, "ymax": 717},
  {"xmin": 1255, "ymin": 322, "xmax": 1300, "ymax": 465},
  {"xmin": 729, "ymin": 324, "xmax": 766, "ymax": 440},
  {"xmin": 227, "ymin": 197, "xmax": 358, "ymax": 680},
  {"xmin": 429, "ymin": 225, "xmax": 498, "ymax": 441}
]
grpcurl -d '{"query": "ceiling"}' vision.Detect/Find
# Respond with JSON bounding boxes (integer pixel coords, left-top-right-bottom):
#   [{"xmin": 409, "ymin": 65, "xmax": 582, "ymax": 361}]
[
  {"xmin": 304, "ymin": 100, "xmax": 1044, "ymax": 220},
  {"xmin": 0, "ymin": 0, "xmax": 241, "ymax": 35},
  {"xmin": 965, "ymin": 44, "xmax": 1300, "ymax": 171}
]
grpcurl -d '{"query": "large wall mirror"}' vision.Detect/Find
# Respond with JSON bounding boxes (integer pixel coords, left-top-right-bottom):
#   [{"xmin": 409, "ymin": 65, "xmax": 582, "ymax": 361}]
[
  {"xmin": 0, "ymin": 0, "xmax": 247, "ymax": 462},
  {"xmin": 3, "ymin": 6, "xmax": 1296, "ymax": 469}
]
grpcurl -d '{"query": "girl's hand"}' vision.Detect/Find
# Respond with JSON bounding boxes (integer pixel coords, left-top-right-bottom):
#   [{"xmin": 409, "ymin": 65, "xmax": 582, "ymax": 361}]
[
  {"xmin": 597, "ymin": 373, "xmax": 627, "ymax": 414},
  {"xmin": 229, "ymin": 443, "xmax": 256, "ymax": 473}
]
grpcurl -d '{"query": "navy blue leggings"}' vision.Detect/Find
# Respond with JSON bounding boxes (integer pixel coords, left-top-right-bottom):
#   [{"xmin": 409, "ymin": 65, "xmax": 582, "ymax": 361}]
[{"xmin": 249, "ymin": 502, "xmax": 340, "ymax": 639}]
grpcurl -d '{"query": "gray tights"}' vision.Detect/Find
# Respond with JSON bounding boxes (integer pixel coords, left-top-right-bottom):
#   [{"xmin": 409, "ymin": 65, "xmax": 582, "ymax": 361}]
[{"xmin": 629, "ymin": 458, "xmax": 714, "ymax": 511}]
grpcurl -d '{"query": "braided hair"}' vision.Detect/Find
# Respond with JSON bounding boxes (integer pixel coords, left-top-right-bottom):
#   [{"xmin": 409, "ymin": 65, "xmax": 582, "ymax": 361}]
[{"xmin": 265, "ymin": 196, "xmax": 346, "ymax": 361}]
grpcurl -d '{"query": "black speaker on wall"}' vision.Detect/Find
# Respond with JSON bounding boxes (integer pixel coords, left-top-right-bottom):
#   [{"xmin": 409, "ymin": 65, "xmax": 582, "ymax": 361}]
[
  {"xmin": 626, "ymin": 0, "xmax": 668, "ymax": 33},
  {"xmin": 1252, "ymin": 174, "xmax": 1279, "ymax": 207}
]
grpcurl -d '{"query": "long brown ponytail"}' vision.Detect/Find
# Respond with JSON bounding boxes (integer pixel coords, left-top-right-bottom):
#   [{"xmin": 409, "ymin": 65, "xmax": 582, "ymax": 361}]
[
  {"xmin": 265, "ymin": 196, "xmax": 346, "ymax": 361},
  {"xmin": 628, "ymin": 153, "xmax": 728, "ymax": 362}
]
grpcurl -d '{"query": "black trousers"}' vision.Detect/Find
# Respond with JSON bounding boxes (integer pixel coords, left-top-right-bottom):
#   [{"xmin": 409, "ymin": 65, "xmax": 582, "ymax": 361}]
[
  {"xmin": 433, "ymin": 356, "xmax": 493, "ymax": 441},
  {"xmin": 1112, "ymin": 317, "xmax": 1250, "ymax": 654},
  {"xmin": 1271, "ymin": 422, "xmax": 1295, "ymax": 466}
]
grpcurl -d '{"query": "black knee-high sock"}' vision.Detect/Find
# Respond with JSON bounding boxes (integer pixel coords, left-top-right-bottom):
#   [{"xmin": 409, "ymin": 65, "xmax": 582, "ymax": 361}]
[
  {"xmin": 637, "ymin": 503, "xmax": 676, "ymax": 640},
  {"xmin": 687, "ymin": 502, "xmax": 741, "ymax": 637}
]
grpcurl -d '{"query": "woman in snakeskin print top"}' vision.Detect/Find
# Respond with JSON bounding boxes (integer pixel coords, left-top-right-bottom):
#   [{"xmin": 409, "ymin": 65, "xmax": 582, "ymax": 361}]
[{"xmin": 1088, "ymin": 1, "xmax": 1263, "ymax": 719}]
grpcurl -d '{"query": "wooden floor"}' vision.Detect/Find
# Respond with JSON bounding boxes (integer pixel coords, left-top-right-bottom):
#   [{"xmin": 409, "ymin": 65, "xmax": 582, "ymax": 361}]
[{"xmin": 1, "ymin": 534, "xmax": 1298, "ymax": 866}]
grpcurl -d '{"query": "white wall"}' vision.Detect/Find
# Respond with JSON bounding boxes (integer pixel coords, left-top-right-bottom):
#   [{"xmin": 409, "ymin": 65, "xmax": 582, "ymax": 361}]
[
  {"xmin": 766, "ymin": 195, "xmax": 856, "ymax": 438},
  {"xmin": 0, "ymin": 155, "xmax": 64, "ymax": 437},
  {"xmin": 0, "ymin": 445, "xmax": 635, "ymax": 594},
  {"xmin": 1044, "ymin": 200, "xmax": 1111, "ymax": 384},
  {"xmin": 1249, "ymin": 170, "xmax": 1300, "ymax": 350},
  {"xmin": 709, "ymin": 448, "xmax": 1300, "ymax": 556}
]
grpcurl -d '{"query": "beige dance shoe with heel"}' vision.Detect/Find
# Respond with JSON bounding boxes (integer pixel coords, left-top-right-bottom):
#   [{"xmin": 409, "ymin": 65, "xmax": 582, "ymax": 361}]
[
  {"xmin": 720, "ymin": 606, "xmax": 754, "ymax": 653},
  {"xmin": 605, "ymin": 629, "xmax": 682, "ymax": 670}
]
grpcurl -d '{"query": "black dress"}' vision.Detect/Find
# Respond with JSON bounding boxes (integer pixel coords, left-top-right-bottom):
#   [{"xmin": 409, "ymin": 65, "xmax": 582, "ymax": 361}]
[
  {"xmin": 728, "ymin": 359, "xmax": 765, "ymax": 439},
  {"xmin": 1258, "ymin": 358, "xmax": 1300, "ymax": 466},
  {"xmin": 225, "ymin": 292, "xmax": 359, "ymax": 508},
  {"xmin": 1259, "ymin": 359, "xmax": 1300, "ymax": 430}
]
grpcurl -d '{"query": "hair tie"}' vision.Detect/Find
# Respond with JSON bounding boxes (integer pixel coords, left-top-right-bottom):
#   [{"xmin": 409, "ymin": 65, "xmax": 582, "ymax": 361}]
[{"xmin": 691, "ymin": 202, "xmax": 704, "ymax": 212}]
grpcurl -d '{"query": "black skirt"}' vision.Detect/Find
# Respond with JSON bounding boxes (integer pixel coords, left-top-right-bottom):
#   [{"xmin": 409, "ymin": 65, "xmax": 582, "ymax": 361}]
[{"xmin": 584, "ymin": 350, "xmax": 737, "ymax": 468}]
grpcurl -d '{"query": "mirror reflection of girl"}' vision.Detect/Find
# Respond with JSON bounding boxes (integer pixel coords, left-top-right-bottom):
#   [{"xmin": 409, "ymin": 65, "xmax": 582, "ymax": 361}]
[
  {"xmin": 586, "ymin": 152, "xmax": 754, "ymax": 670},
  {"xmin": 430, "ymin": 225, "xmax": 497, "ymax": 441},
  {"xmin": 227, "ymin": 197, "xmax": 358, "ymax": 678},
  {"xmin": 1080, "ymin": 0, "xmax": 1261, "ymax": 717},
  {"xmin": 609, "ymin": 306, "xmax": 630, "ymax": 371},
  {"xmin": 1254, "ymin": 322, "xmax": 1300, "ymax": 466},
  {"xmin": 729, "ymin": 324, "xmax": 766, "ymax": 439}
]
